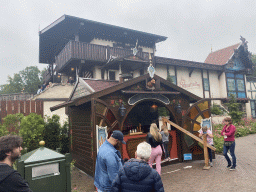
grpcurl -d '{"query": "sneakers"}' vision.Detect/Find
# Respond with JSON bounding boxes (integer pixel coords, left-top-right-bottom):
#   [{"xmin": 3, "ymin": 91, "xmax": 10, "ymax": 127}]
[
  {"xmin": 227, "ymin": 165, "xmax": 231, "ymax": 168},
  {"xmin": 210, "ymin": 162, "xmax": 213, "ymax": 167},
  {"xmin": 229, "ymin": 166, "xmax": 236, "ymax": 171}
]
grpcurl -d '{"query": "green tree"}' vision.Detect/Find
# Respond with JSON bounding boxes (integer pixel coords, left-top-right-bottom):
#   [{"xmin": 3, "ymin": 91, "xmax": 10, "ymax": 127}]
[
  {"xmin": 0, "ymin": 66, "xmax": 45, "ymax": 94},
  {"xmin": 226, "ymin": 94, "xmax": 244, "ymax": 123},
  {"xmin": 251, "ymin": 54, "xmax": 256, "ymax": 77},
  {"xmin": 19, "ymin": 113, "xmax": 45, "ymax": 152},
  {"xmin": 20, "ymin": 66, "xmax": 43, "ymax": 94},
  {"xmin": 2, "ymin": 113, "xmax": 24, "ymax": 134},
  {"xmin": 0, "ymin": 73, "xmax": 23, "ymax": 94},
  {"xmin": 44, "ymin": 115, "xmax": 61, "ymax": 151}
]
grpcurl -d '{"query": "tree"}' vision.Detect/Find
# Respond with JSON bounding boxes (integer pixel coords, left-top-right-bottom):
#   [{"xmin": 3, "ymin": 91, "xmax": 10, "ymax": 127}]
[
  {"xmin": 0, "ymin": 73, "xmax": 23, "ymax": 94},
  {"xmin": 226, "ymin": 94, "xmax": 244, "ymax": 123},
  {"xmin": 20, "ymin": 66, "xmax": 43, "ymax": 94},
  {"xmin": 251, "ymin": 54, "xmax": 256, "ymax": 77},
  {"xmin": 0, "ymin": 66, "xmax": 45, "ymax": 94}
]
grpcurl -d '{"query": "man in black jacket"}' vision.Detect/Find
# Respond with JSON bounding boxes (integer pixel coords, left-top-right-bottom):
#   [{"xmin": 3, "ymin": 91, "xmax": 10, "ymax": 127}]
[
  {"xmin": 112, "ymin": 141, "xmax": 164, "ymax": 192},
  {"xmin": 0, "ymin": 135, "xmax": 33, "ymax": 192}
]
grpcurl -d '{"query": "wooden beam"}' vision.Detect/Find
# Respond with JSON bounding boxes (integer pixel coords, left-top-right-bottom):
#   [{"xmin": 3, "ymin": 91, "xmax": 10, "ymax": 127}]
[
  {"xmin": 203, "ymin": 134, "xmax": 211, "ymax": 169},
  {"xmin": 189, "ymin": 68, "xmax": 194, "ymax": 77},
  {"xmin": 162, "ymin": 117, "xmax": 216, "ymax": 151},
  {"xmin": 218, "ymin": 71, "xmax": 223, "ymax": 80}
]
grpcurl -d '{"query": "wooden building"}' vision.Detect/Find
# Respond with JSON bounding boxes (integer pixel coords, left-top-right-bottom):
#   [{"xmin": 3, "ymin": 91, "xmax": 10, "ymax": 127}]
[
  {"xmin": 51, "ymin": 73, "xmax": 214, "ymax": 176},
  {"xmin": 41, "ymin": 15, "xmax": 253, "ymax": 176}
]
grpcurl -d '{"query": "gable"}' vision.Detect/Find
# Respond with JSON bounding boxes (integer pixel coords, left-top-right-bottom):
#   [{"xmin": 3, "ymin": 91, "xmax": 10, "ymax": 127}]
[{"xmin": 205, "ymin": 43, "xmax": 241, "ymax": 65}]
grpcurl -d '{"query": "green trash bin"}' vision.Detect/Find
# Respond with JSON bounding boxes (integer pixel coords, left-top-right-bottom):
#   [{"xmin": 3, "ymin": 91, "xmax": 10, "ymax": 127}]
[{"xmin": 17, "ymin": 141, "xmax": 71, "ymax": 192}]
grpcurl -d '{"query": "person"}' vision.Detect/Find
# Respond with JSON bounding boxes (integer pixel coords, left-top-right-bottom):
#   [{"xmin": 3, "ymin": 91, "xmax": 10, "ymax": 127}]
[
  {"xmin": 0, "ymin": 135, "xmax": 33, "ymax": 192},
  {"xmin": 112, "ymin": 142, "xmax": 165, "ymax": 192},
  {"xmin": 160, "ymin": 122, "xmax": 170, "ymax": 160},
  {"xmin": 37, "ymin": 85, "xmax": 42, "ymax": 94},
  {"xmin": 221, "ymin": 117, "xmax": 236, "ymax": 170},
  {"xmin": 146, "ymin": 123, "xmax": 163, "ymax": 175},
  {"xmin": 41, "ymin": 82, "xmax": 46, "ymax": 91},
  {"xmin": 94, "ymin": 130, "xmax": 126, "ymax": 192},
  {"xmin": 199, "ymin": 126, "xmax": 214, "ymax": 167}
]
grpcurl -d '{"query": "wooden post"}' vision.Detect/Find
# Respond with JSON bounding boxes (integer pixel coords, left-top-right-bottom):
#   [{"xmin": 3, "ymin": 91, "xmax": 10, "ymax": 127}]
[
  {"xmin": 162, "ymin": 117, "xmax": 216, "ymax": 151},
  {"xmin": 203, "ymin": 134, "xmax": 210, "ymax": 170}
]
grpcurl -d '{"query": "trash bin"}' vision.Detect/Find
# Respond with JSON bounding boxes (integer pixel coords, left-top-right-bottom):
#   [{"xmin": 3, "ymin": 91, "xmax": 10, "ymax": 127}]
[{"xmin": 17, "ymin": 141, "xmax": 71, "ymax": 192}]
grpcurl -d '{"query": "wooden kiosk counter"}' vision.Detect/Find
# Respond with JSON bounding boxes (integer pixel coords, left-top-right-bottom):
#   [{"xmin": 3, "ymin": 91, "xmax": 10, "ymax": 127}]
[
  {"xmin": 51, "ymin": 74, "xmax": 213, "ymax": 177},
  {"xmin": 122, "ymin": 131, "xmax": 178, "ymax": 160}
]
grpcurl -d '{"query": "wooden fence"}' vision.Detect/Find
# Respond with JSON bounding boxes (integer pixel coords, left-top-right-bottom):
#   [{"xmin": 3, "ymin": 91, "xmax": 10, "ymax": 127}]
[{"xmin": 0, "ymin": 100, "xmax": 44, "ymax": 123}]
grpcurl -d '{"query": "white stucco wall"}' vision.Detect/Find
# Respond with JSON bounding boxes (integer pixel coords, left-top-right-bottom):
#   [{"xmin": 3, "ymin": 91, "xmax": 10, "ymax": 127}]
[
  {"xmin": 155, "ymin": 64, "xmax": 167, "ymax": 79},
  {"xmin": 44, "ymin": 101, "xmax": 68, "ymax": 126},
  {"xmin": 209, "ymin": 71, "xmax": 221, "ymax": 98},
  {"xmin": 133, "ymin": 70, "xmax": 140, "ymax": 78},
  {"xmin": 139, "ymin": 46, "xmax": 153, "ymax": 53},
  {"xmin": 93, "ymin": 66, "xmax": 102, "ymax": 79},
  {"xmin": 91, "ymin": 38, "xmax": 114, "ymax": 47},
  {"xmin": 219, "ymin": 72, "xmax": 227, "ymax": 98},
  {"xmin": 176, "ymin": 67, "xmax": 204, "ymax": 98}
]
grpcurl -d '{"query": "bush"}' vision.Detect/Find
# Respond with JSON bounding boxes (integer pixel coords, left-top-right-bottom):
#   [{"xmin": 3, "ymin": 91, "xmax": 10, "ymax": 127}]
[
  {"xmin": 19, "ymin": 113, "xmax": 45, "ymax": 152},
  {"xmin": 226, "ymin": 94, "xmax": 244, "ymax": 123},
  {"xmin": 44, "ymin": 115, "xmax": 61, "ymax": 151},
  {"xmin": 211, "ymin": 104, "xmax": 223, "ymax": 115},
  {"xmin": 1, "ymin": 113, "xmax": 24, "ymax": 134},
  {"xmin": 44, "ymin": 115, "xmax": 70, "ymax": 154}
]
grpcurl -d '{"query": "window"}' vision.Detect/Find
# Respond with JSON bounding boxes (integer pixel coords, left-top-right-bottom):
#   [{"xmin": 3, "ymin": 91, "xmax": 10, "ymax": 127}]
[
  {"xmin": 226, "ymin": 73, "xmax": 246, "ymax": 98},
  {"xmin": 109, "ymin": 71, "xmax": 116, "ymax": 80},
  {"xmin": 167, "ymin": 75, "xmax": 176, "ymax": 85},
  {"xmin": 251, "ymin": 100, "xmax": 256, "ymax": 118},
  {"xmin": 203, "ymin": 78, "xmax": 209, "ymax": 91}
]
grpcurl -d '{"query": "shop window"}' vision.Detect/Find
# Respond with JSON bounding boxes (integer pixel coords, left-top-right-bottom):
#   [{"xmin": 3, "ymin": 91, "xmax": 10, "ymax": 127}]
[
  {"xmin": 203, "ymin": 78, "xmax": 209, "ymax": 91},
  {"xmin": 109, "ymin": 71, "xmax": 116, "ymax": 80},
  {"xmin": 226, "ymin": 73, "xmax": 246, "ymax": 98}
]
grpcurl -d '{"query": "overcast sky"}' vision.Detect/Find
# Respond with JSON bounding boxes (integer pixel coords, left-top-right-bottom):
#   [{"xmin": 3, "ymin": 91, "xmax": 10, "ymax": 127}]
[{"xmin": 1, "ymin": 0, "xmax": 256, "ymax": 85}]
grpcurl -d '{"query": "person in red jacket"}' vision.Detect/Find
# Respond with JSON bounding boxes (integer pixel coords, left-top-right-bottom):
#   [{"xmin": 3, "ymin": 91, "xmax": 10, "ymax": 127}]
[{"xmin": 221, "ymin": 117, "xmax": 236, "ymax": 171}]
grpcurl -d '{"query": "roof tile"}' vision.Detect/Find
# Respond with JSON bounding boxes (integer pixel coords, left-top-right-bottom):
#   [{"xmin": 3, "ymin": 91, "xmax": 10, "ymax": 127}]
[
  {"xmin": 83, "ymin": 79, "xmax": 119, "ymax": 92},
  {"xmin": 204, "ymin": 43, "xmax": 241, "ymax": 65}
]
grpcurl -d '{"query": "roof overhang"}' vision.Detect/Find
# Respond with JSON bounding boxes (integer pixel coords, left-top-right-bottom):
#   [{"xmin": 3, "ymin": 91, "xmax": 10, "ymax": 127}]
[{"xmin": 39, "ymin": 15, "xmax": 167, "ymax": 64}]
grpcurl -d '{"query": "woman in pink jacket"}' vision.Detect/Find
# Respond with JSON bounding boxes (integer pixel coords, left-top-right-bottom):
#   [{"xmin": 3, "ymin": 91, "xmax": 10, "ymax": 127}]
[{"xmin": 221, "ymin": 117, "xmax": 236, "ymax": 171}]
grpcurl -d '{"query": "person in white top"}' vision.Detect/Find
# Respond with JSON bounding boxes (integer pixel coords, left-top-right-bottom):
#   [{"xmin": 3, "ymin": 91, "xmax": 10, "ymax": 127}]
[{"xmin": 199, "ymin": 126, "xmax": 214, "ymax": 167}]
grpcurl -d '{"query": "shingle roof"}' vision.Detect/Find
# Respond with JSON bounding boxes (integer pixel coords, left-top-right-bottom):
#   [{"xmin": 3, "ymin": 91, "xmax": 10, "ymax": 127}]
[
  {"xmin": 83, "ymin": 79, "xmax": 119, "ymax": 92},
  {"xmin": 204, "ymin": 43, "xmax": 241, "ymax": 65}
]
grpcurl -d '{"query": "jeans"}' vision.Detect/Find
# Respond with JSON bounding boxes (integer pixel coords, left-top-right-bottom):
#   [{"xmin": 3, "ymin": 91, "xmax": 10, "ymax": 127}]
[
  {"xmin": 223, "ymin": 141, "xmax": 236, "ymax": 168},
  {"xmin": 148, "ymin": 145, "xmax": 162, "ymax": 175},
  {"xmin": 163, "ymin": 141, "xmax": 170, "ymax": 159},
  {"xmin": 208, "ymin": 147, "xmax": 212, "ymax": 162}
]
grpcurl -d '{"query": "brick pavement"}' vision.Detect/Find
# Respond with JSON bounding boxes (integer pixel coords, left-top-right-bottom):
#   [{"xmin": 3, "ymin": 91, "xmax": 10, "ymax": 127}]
[{"xmin": 72, "ymin": 134, "xmax": 256, "ymax": 192}]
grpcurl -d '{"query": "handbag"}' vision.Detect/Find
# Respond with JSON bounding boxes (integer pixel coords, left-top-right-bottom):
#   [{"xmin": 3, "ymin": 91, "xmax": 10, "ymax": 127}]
[{"xmin": 224, "ymin": 141, "xmax": 234, "ymax": 147}]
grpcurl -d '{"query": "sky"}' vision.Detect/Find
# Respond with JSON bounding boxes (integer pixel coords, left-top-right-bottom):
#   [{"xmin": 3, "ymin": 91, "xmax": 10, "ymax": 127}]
[{"xmin": 1, "ymin": 0, "xmax": 256, "ymax": 85}]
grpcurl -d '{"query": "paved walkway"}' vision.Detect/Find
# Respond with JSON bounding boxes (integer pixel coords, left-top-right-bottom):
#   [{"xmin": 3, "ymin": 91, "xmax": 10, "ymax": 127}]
[{"xmin": 72, "ymin": 134, "xmax": 256, "ymax": 192}]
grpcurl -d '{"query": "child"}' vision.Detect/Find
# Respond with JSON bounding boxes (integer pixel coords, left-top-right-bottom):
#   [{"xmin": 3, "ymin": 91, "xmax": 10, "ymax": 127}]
[
  {"xmin": 160, "ymin": 122, "xmax": 170, "ymax": 160},
  {"xmin": 199, "ymin": 126, "xmax": 214, "ymax": 167},
  {"xmin": 112, "ymin": 142, "xmax": 164, "ymax": 192}
]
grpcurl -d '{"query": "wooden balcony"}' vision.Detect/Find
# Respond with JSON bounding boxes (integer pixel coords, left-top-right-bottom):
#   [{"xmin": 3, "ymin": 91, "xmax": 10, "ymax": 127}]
[
  {"xmin": 55, "ymin": 40, "xmax": 150, "ymax": 73},
  {"xmin": 43, "ymin": 70, "xmax": 52, "ymax": 83}
]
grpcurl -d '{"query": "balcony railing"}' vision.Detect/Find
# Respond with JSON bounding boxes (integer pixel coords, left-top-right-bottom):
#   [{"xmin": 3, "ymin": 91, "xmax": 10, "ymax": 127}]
[{"xmin": 55, "ymin": 40, "xmax": 150, "ymax": 72}]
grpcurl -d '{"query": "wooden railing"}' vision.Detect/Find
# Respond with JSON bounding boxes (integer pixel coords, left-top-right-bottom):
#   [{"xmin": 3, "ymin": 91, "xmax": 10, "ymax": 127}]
[{"xmin": 55, "ymin": 41, "xmax": 150, "ymax": 73}]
